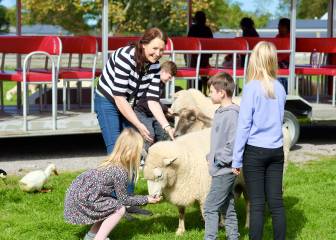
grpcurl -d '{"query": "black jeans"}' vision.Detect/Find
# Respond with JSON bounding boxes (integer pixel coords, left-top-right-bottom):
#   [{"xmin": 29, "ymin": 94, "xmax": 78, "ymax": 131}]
[{"xmin": 243, "ymin": 144, "xmax": 286, "ymax": 240}]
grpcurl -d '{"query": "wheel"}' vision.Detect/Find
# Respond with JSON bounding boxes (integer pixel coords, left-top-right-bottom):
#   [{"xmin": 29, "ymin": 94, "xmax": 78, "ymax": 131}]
[{"xmin": 283, "ymin": 110, "xmax": 300, "ymax": 148}]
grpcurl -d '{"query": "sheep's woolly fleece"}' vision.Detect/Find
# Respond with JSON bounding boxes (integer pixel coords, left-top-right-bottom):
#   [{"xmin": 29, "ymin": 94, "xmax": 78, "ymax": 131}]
[{"xmin": 144, "ymin": 128, "xmax": 211, "ymax": 208}]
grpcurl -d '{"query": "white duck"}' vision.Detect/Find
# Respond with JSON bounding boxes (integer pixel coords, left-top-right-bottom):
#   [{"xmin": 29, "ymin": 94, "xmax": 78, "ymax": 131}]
[
  {"xmin": 0, "ymin": 169, "xmax": 7, "ymax": 184},
  {"xmin": 19, "ymin": 164, "xmax": 58, "ymax": 192}
]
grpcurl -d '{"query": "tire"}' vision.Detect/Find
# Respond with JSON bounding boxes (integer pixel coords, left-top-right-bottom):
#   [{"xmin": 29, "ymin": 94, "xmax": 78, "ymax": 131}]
[{"xmin": 283, "ymin": 110, "xmax": 300, "ymax": 148}]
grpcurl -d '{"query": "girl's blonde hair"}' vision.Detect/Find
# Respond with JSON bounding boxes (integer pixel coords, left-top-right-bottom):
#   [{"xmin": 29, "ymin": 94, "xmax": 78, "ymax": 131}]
[
  {"xmin": 99, "ymin": 128, "xmax": 143, "ymax": 181},
  {"xmin": 246, "ymin": 41, "xmax": 278, "ymax": 98}
]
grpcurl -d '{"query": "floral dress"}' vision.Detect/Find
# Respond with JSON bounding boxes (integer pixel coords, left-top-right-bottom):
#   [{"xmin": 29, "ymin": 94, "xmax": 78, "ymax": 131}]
[{"xmin": 64, "ymin": 166, "xmax": 148, "ymax": 224}]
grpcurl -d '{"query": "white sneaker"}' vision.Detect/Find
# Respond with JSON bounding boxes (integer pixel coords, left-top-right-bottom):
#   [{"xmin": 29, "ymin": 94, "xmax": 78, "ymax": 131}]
[
  {"xmin": 83, "ymin": 232, "xmax": 110, "ymax": 240},
  {"xmin": 83, "ymin": 232, "xmax": 95, "ymax": 240}
]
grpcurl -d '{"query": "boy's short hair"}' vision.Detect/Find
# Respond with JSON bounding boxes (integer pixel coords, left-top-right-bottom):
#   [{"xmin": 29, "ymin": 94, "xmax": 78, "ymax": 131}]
[
  {"xmin": 161, "ymin": 61, "xmax": 177, "ymax": 77},
  {"xmin": 207, "ymin": 72, "xmax": 235, "ymax": 97}
]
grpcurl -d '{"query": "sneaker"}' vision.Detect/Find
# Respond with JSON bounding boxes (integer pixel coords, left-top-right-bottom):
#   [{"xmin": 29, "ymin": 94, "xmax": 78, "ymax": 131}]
[
  {"xmin": 83, "ymin": 232, "xmax": 110, "ymax": 240},
  {"xmin": 126, "ymin": 206, "xmax": 153, "ymax": 216},
  {"xmin": 83, "ymin": 232, "xmax": 95, "ymax": 240}
]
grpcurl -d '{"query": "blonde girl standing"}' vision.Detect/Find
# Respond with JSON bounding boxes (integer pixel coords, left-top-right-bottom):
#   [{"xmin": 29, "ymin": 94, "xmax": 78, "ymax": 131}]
[
  {"xmin": 64, "ymin": 128, "xmax": 161, "ymax": 240},
  {"xmin": 232, "ymin": 42, "xmax": 286, "ymax": 240}
]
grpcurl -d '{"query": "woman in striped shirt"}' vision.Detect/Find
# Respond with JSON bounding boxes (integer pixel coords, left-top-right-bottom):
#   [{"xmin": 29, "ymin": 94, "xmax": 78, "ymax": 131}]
[
  {"xmin": 95, "ymin": 27, "xmax": 174, "ymax": 155},
  {"xmin": 95, "ymin": 29, "xmax": 174, "ymax": 214}
]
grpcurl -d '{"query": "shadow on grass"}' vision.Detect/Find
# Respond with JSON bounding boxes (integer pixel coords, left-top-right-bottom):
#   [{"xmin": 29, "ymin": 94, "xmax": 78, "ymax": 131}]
[
  {"xmin": 257, "ymin": 196, "xmax": 306, "ymax": 239},
  {"xmin": 24, "ymin": 195, "xmax": 305, "ymax": 240},
  {"xmin": 284, "ymin": 196, "xmax": 306, "ymax": 240},
  {"xmin": 230, "ymin": 196, "xmax": 306, "ymax": 239},
  {"xmin": 111, "ymin": 207, "xmax": 204, "ymax": 239}
]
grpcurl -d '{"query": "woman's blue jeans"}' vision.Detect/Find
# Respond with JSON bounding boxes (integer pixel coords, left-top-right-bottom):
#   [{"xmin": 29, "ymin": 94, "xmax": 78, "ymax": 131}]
[{"xmin": 94, "ymin": 92, "xmax": 135, "ymax": 194}]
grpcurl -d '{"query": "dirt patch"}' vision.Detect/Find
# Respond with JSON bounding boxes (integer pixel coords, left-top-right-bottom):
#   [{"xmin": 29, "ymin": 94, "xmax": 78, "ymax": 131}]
[{"xmin": 289, "ymin": 142, "xmax": 336, "ymax": 163}]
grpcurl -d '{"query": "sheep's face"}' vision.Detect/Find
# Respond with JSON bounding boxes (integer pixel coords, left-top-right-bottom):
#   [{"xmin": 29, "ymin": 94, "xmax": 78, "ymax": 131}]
[
  {"xmin": 143, "ymin": 150, "xmax": 177, "ymax": 197},
  {"xmin": 174, "ymin": 108, "xmax": 212, "ymax": 137}
]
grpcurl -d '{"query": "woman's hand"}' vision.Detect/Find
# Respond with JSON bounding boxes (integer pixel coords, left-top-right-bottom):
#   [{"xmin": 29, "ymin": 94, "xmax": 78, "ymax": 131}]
[
  {"xmin": 137, "ymin": 123, "xmax": 153, "ymax": 143},
  {"xmin": 164, "ymin": 125, "xmax": 175, "ymax": 140},
  {"xmin": 232, "ymin": 168, "xmax": 241, "ymax": 175},
  {"xmin": 147, "ymin": 195, "xmax": 162, "ymax": 204}
]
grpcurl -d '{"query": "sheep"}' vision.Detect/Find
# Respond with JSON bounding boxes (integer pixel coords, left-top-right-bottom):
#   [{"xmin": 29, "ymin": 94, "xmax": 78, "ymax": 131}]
[
  {"xmin": 170, "ymin": 89, "xmax": 291, "ymax": 229},
  {"xmin": 172, "ymin": 108, "xmax": 251, "ymax": 228},
  {"xmin": 171, "ymin": 89, "xmax": 240, "ymax": 119},
  {"xmin": 143, "ymin": 128, "xmax": 212, "ymax": 235},
  {"xmin": 173, "ymin": 107, "xmax": 212, "ymax": 137},
  {"xmin": 171, "ymin": 89, "xmax": 290, "ymax": 166}
]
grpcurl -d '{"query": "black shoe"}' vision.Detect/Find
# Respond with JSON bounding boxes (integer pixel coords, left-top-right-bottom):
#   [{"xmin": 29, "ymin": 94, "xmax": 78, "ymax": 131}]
[
  {"xmin": 124, "ymin": 212, "xmax": 138, "ymax": 221},
  {"xmin": 126, "ymin": 206, "xmax": 153, "ymax": 216}
]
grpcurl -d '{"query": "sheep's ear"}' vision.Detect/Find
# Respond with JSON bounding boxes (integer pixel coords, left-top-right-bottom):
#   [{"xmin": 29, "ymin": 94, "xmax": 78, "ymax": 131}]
[{"xmin": 163, "ymin": 157, "xmax": 177, "ymax": 166}]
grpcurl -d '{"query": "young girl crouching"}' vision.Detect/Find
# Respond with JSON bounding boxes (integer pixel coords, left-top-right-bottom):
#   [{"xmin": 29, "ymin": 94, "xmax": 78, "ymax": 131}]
[{"xmin": 64, "ymin": 128, "xmax": 161, "ymax": 240}]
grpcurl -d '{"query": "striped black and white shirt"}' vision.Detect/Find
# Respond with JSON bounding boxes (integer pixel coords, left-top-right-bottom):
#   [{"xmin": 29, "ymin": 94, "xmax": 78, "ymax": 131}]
[{"xmin": 97, "ymin": 46, "xmax": 161, "ymax": 104}]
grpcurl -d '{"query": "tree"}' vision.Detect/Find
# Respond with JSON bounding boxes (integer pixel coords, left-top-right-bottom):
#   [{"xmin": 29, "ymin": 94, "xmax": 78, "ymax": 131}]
[
  {"xmin": 278, "ymin": 0, "xmax": 329, "ymax": 19},
  {"xmin": 0, "ymin": 0, "xmax": 10, "ymax": 33},
  {"xmin": 22, "ymin": 0, "xmax": 93, "ymax": 34},
  {"xmin": 19, "ymin": 0, "xmax": 270, "ymax": 35}
]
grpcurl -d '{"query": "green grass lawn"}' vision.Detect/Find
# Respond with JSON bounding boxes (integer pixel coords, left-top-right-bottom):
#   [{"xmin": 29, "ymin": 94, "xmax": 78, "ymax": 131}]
[{"xmin": 1, "ymin": 158, "xmax": 336, "ymax": 240}]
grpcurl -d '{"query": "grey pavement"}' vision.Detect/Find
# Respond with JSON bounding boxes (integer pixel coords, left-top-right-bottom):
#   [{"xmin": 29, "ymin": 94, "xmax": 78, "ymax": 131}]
[{"xmin": 0, "ymin": 127, "xmax": 336, "ymax": 176}]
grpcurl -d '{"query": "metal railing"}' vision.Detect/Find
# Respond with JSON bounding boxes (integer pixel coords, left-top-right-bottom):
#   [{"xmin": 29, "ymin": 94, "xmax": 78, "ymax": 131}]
[{"xmin": 217, "ymin": 28, "xmax": 328, "ymax": 38}]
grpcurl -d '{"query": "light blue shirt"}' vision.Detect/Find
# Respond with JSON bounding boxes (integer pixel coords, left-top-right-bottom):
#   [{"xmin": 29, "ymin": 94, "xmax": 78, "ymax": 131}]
[{"xmin": 232, "ymin": 80, "xmax": 286, "ymax": 168}]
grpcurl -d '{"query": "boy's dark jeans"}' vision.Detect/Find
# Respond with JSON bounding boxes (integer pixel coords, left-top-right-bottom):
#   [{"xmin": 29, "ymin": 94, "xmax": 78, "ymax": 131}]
[
  {"xmin": 243, "ymin": 144, "xmax": 286, "ymax": 240},
  {"xmin": 135, "ymin": 110, "xmax": 168, "ymax": 152}
]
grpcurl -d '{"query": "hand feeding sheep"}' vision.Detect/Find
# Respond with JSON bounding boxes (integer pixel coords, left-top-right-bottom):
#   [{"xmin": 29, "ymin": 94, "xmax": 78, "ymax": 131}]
[{"xmin": 19, "ymin": 164, "xmax": 58, "ymax": 192}]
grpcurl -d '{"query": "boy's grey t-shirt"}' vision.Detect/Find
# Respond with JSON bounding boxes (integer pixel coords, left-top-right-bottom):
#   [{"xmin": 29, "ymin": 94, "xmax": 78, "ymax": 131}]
[{"xmin": 206, "ymin": 104, "xmax": 239, "ymax": 176}]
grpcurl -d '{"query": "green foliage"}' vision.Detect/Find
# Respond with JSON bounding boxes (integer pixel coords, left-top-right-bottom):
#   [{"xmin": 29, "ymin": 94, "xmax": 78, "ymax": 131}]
[
  {"xmin": 22, "ymin": 0, "xmax": 93, "ymax": 34},
  {"xmin": 18, "ymin": 0, "xmax": 270, "ymax": 35},
  {"xmin": 297, "ymin": 0, "xmax": 329, "ymax": 19},
  {"xmin": 4, "ymin": 7, "xmax": 16, "ymax": 27},
  {"xmin": 1, "ymin": 158, "xmax": 336, "ymax": 239},
  {"xmin": 278, "ymin": 0, "xmax": 329, "ymax": 19},
  {"xmin": 0, "ymin": 3, "xmax": 10, "ymax": 33}
]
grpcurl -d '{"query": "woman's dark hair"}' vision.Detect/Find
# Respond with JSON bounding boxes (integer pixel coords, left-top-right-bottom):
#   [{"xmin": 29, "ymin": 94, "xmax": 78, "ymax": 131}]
[
  {"xmin": 194, "ymin": 11, "xmax": 206, "ymax": 25},
  {"xmin": 240, "ymin": 17, "xmax": 255, "ymax": 29},
  {"xmin": 240, "ymin": 17, "xmax": 259, "ymax": 37},
  {"xmin": 132, "ymin": 28, "xmax": 167, "ymax": 74}
]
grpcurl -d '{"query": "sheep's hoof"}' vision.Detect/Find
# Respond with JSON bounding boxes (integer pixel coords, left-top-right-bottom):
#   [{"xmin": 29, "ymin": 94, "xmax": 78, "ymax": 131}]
[
  {"xmin": 40, "ymin": 189, "xmax": 52, "ymax": 193},
  {"xmin": 218, "ymin": 221, "xmax": 225, "ymax": 228},
  {"xmin": 175, "ymin": 228, "xmax": 185, "ymax": 236}
]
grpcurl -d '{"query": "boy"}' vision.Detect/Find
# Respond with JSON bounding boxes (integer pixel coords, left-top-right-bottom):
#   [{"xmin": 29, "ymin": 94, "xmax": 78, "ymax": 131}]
[
  {"xmin": 134, "ymin": 61, "xmax": 177, "ymax": 153},
  {"xmin": 204, "ymin": 72, "xmax": 240, "ymax": 240}
]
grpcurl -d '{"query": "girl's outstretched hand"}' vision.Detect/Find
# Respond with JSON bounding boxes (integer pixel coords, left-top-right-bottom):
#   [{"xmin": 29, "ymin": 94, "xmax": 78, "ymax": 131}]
[
  {"xmin": 147, "ymin": 195, "xmax": 162, "ymax": 204},
  {"xmin": 232, "ymin": 168, "xmax": 241, "ymax": 175}
]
